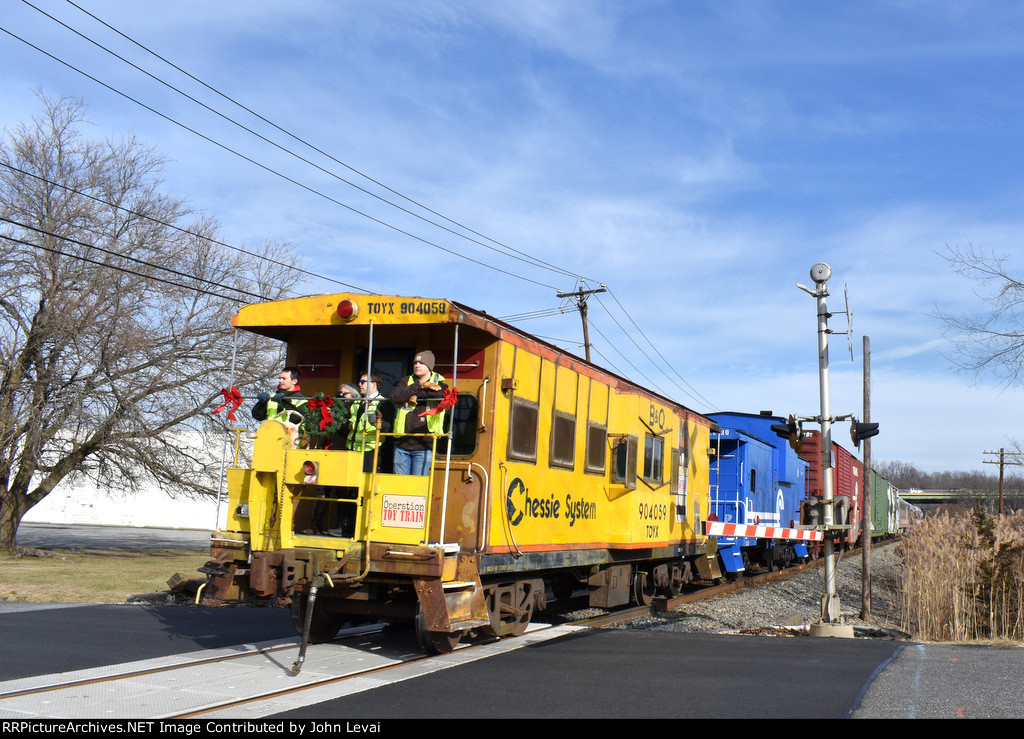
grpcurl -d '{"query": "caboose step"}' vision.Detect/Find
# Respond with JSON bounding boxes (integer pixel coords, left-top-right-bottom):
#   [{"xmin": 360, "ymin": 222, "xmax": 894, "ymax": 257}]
[
  {"xmin": 449, "ymin": 617, "xmax": 491, "ymax": 630},
  {"xmin": 442, "ymin": 580, "xmax": 479, "ymax": 591}
]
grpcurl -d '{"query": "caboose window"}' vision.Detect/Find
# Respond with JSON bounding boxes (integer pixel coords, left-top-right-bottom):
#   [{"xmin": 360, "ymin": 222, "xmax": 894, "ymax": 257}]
[
  {"xmin": 549, "ymin": 411, "xmax": 576, "ymax": 470},
  {"xmin": 585, "ymin": 422, "xmax": 607, "ymax": 474},
  {"xmin": 643, "ymin": 434, "xmax": 664, "ymax": 483},
  {"xmin": 508, "ymin": 397, "xmax": 539, "ymax": 462},
  {"xmin": 611, "ymin": 435, "xmax": 638, "ymax": 489}
]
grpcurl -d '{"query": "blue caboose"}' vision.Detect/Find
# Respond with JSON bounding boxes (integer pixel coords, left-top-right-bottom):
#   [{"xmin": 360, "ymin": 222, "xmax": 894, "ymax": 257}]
[{"xmin": 708, "ymin": 411, "xmax": 810, "ymax": 574}]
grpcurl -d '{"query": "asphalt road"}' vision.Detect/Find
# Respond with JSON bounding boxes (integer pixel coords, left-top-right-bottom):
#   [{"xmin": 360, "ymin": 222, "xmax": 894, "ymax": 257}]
[
  {"xmin": 2, "ymin": 603, "xmax": 1022, "ymax": 719},
  {"xmin": 6, "ymin": 524, "xmax": 1023, "ymax": 719}
]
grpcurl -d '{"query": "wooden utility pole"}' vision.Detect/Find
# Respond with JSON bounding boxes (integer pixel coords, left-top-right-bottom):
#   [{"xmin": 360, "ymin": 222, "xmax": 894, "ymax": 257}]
[
  {"xmin": 861, "ymin": 335, "xmax": 872, "ymax": 621},
  {"xmin": 557, "ymin": 285, "xmax": 606, "ymax": 362},
  {"xmin": 982, "ymin": 449, "xmax": 1022, "ymax": 514}
]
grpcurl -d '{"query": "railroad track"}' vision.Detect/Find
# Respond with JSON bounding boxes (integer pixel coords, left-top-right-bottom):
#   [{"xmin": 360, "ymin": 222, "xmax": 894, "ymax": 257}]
[
  {"xmin": 564, "ymin": 543, "xmax": 882, "ymax": 629},
  {"xmin": 0, "ymin": 621, "xmax": 582, "ymax": 719},
  {"xmin": 1, "ymin": 543, "xmax": 896, "ymax": 718}
]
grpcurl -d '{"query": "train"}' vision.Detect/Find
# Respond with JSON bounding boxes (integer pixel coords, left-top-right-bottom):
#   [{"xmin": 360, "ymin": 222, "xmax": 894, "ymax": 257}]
[
  {"xmin": 702, "ymin": 413, "xmax": 918, "ymax": 577},
  {"xmin": 202, "ymin": 291, "xmax": 919, "ymax": 655},
  {"xmin": 204, "ymin": 292, "xmax": 723, "ymax": 655},
  {"xmin": 797, "ymin": 429, "xmax": 920, "ymax": 548}
]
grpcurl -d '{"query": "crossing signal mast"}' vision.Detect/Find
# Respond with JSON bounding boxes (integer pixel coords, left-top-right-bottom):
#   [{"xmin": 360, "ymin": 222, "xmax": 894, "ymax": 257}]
[{"xmin": 772, "ymin": 263, "xmax": 880, "ymax": 635}]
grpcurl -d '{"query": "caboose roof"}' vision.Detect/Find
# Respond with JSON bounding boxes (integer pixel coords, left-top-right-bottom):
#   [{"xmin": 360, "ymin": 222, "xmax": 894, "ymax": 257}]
[{"xmin": 233, "ymin": 292, "xmax": 711, "ymax": 423}]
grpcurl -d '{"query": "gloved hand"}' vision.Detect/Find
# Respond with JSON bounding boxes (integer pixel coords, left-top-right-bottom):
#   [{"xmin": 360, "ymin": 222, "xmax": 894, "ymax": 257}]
[{"xmin": 257, "ymin": 392, "xmax": 270, "ymax": 402}]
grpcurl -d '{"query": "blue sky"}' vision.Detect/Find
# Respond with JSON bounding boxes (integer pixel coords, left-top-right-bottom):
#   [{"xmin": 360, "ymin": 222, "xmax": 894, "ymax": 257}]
[{"xmin": 3, "ymin": 1, "xmax": 1024, "ymax": 475}]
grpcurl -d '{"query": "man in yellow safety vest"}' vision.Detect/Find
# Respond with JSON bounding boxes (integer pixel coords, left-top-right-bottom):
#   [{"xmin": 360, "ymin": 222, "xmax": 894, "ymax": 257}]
[
  {"xmin": 346, "ymin": 372, "xmax": 394, "ymax": 473},
  {"xmin": 388, "ymin": 350, "xmax": 447, "ymax": 476},
  {"xmin": 252, "ymin": 366, "xmax": 307, "ymax": 425}
]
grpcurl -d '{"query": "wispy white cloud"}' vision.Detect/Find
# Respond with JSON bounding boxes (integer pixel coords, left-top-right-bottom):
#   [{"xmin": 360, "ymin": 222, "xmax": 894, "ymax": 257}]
[{"xmin": 4, "ymin": 1, "xmax": 1024, "ymax": 474}]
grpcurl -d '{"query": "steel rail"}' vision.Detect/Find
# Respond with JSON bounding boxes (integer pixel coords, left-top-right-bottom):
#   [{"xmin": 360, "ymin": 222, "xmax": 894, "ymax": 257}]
[{"xmin": 0, "ymin": 643, "xmax": 302, "ymax": 701}]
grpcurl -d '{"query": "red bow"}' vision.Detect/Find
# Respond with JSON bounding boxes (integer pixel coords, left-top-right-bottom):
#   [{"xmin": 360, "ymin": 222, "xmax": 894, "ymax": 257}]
[
  {"xmin": 419, "ymin": 387, "xmax": 457, "ymax": 417},
  {"xmin": 308, "ymin": 396, "xmax": 334, "ymax": 430},
  {"xmin": 212, "ymin": 387, "xmax": 243, "ymax": 421}
]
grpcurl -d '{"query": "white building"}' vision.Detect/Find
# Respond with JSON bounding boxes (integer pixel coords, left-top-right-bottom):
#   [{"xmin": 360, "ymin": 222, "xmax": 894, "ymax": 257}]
[{"xmin": 22, "ymin": 478, "xmax": 219, "ymax": 530}]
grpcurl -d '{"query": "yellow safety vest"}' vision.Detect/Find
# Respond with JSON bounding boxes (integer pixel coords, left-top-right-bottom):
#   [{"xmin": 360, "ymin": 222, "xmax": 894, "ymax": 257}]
[
  {"xmin": 265, "ymin": 393, "xmax": 307, "ymax": 425},
  {"xmin": 393, "ymin": 373, "xmax": 447, "ymax": 436},
  {"xmin": 347, "ymin": 396, "xmax": 383, "ymax": 451}
]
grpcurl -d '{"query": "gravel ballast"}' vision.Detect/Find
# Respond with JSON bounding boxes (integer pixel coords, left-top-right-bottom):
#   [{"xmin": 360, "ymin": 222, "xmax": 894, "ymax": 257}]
[{"xmin": 604, "ymin": 542, "xmax": 907, "ymax": 638}]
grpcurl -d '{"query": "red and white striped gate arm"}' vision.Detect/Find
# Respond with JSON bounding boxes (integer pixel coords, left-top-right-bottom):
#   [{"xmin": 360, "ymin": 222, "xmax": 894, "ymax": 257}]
[{"xmin": 703, "ymin": 521, "xmax": 824, "ymax": 541}]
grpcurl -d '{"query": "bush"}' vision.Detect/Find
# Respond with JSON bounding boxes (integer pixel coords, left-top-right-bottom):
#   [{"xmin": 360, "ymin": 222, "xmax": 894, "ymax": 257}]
[{"xmin": 899, "ymin": 510, "xmax": 1024, "ymax": 641}]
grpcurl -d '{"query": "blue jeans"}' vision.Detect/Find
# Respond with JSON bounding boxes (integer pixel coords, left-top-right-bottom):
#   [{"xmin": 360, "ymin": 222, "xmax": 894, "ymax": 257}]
[{"xmin": 393, "ymin": 447, "xmax": 432, "ymax": 476}]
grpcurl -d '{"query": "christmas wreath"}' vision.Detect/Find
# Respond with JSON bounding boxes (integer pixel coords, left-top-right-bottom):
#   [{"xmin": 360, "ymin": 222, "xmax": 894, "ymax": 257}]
[{"xmin": 300, "ymin": 393, "xmax": 348, "ymax": 440}]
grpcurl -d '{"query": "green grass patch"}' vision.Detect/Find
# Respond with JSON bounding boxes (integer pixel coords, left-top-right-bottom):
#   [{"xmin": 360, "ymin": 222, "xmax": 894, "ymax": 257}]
[{"xmin": 0, "ymin": 549, "xmax": 209, "ymax": 603}]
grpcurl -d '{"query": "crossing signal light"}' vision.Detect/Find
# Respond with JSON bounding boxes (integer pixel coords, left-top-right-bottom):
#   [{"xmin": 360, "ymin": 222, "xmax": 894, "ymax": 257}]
[
  {"xmin": 850, "ymin": 421, "xmax": 879, "ymax": 448},
  {"xmin": 770, "ymin": 415, "xmax": 802, "ymax": 452},
  {"xmin": 769, "ymin": 415, "xmax": 796, "ymax": 438}
]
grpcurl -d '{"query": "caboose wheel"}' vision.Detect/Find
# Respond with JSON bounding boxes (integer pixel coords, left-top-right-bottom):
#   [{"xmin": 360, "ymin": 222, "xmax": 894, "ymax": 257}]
[
  {"xmin": 664, "ymin": 563, "xmax": 685, "ymax": 597},
  {"xmin": 632, "ymin": 569, "xmax": 656, "ymax": 606},
  {"xmin": 551, "ymin": 575, "xmax": 575, "ymax": 601},
  {"xmin": 291, "ymin": 595, "xmax": 345, "ymax": 644},
  {"xmin": 486, "ymin": 581, "xmax": 537, "ymax": 638},
  {"xmin": 485, "ymin": 577, "xmax": 540, "ymax": 634},
  {"xmin": 414, "ymin": 606, "xmax": 461, "ymax": 654}
]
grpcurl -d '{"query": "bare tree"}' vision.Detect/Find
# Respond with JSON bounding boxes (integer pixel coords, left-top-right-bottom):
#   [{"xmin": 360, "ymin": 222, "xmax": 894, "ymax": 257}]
[
  {"xmin": 873, "ymin": 459, "xmax": 928, "ymax": 490},
  {"xmin": 0, "ymin": 93, "xmax": 302, "ymax": 555},
  {"xmin": 936, "ymin": 243, "xmax": 1024, "ymax": 388}
]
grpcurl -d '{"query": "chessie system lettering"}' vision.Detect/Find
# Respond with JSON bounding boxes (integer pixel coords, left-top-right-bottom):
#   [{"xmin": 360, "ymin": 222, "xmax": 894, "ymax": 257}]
[{"xmin": 505, "ymin": 478, "xmax": 597, "ymax": 527}]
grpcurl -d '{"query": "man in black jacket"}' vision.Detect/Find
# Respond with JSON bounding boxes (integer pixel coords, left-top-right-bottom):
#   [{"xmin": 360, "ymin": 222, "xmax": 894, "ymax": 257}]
[{"xmin": 251, "ymin": 366, "xmax": 307, "ymax": 426}]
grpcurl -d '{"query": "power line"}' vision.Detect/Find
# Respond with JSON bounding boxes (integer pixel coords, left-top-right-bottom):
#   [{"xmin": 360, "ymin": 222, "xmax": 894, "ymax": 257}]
[
  {"xmin": 586, "ymin": 319, "xmax": 673, "ymax": 400},
  {"xmin": 0, "ymin": 161, "xmax": 368, "ymax": 295},
  {"xmin": 498, "ymin": 306, "xmax": 573, "ymax": 322},
  {"xmin": 3, "ymin": 7, "xmax": 721, "ymax": 415},
  {"xmin": 598, "ymin": 288, "xmax": 720, "ymax": 412},
  {"xmin": 0, "ymin": 24, "xmax": 564, "ymax": 292},
  {"xmin": 15, "ymin": 0, "xmax": 589, "ymax": 289},
  {"xmin": 56, "ymin": 0, "xmax": 592, "ymax": 285},
  {"xmin": 0, "ymin": 225, "xmax": 258, "ymax": 304}
]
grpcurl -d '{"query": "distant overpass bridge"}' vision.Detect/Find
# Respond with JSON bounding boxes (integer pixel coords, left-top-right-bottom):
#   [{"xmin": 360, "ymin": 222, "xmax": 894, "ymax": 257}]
[
  {"xmin": 901, "ymin": 488, "xmax": 1018, "ymax": 505},
  {"xmin": 902, "ymin": 489, "xmax": 977, "ymax": 504}
]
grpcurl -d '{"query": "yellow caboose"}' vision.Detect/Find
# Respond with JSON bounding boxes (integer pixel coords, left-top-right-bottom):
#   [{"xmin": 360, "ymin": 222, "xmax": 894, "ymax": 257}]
[{"xmin": 206, "ymin": 293, "xmax": 720, "ymax": 653}]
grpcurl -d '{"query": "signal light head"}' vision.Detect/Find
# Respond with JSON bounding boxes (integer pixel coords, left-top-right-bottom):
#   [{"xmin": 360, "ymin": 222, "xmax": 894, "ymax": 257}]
[
  {"xmin": 770, "ymin": 414, "xmax": 803, "ymax": 452},
  {"xmin": 770, "ymin": 414, "xmax": 798, "ymax": 439},
  {"xmin": 336, "ymin": 299, "xmax": 358, "ymax": 321},
  {"xmin": 850, "ymin": 420, "xmax": 880, "ymax": 448}
]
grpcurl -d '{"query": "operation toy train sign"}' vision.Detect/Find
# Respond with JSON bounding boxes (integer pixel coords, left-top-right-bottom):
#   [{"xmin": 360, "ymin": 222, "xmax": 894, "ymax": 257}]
[{"xmin": 380, "ymin": 495, "xmax": 426, "ymax": 528}]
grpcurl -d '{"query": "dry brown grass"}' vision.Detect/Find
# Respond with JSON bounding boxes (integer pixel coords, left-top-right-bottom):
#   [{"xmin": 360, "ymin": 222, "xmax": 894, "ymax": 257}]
[
  {"xmin": 0, "ymin": 549, "xmax": 209, "ymax": 603},
  {"xmin": 899, "ymin": 510, "xmax": 1024, "ymax": 642}
]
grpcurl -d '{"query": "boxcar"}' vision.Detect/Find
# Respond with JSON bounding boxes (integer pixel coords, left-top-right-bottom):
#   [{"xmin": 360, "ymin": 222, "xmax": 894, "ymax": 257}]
[
  {"xmin": 798, "ymin": 430, "xmax": 864, "ymax": 549},
  {"xmin": 868, "ymin": 468, "xmax": 899, "ymax": 540},
  {"xmin": 897, "ymin": 497, "xmax": 924, "ymax": 532},
  {"xmin": 204, "ymin": 293, "xmax": 720, "ymax": 653}
]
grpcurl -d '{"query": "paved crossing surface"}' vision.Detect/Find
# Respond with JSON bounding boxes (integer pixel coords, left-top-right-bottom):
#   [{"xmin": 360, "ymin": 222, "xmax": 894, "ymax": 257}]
[
  {"xmin": 2, "ymin": 603, "xmax": 1021, "ymax": 719},
  {"xmin": 6, "ymin": 524, "xmax": 1022, "ymax": 719}
]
